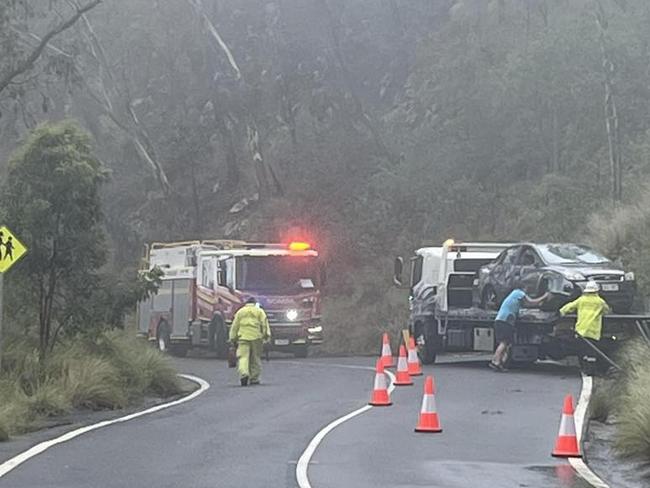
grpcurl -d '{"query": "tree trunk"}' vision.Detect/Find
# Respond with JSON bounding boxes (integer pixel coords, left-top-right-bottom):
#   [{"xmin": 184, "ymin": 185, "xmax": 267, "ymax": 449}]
[{"xmin": 594, "ymin": 1, "xmax": 623, "ymax": 202}]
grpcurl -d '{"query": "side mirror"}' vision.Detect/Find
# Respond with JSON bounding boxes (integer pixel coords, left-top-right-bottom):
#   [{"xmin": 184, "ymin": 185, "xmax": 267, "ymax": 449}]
[{"xmin": 393, "ymin": 257, "xmax": 404, "ymax": 286}]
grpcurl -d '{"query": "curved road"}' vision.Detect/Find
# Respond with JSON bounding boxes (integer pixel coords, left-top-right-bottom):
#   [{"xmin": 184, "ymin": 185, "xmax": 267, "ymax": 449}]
[{"xmin": 0, "ymin": 355, "xmax": 591, "ymax": 488}]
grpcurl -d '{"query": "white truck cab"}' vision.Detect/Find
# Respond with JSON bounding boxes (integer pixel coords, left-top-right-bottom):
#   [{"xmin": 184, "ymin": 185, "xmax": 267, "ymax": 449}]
[{"xmin": 395, "ymin": 240, "xmax": 510, "ymax": 362}]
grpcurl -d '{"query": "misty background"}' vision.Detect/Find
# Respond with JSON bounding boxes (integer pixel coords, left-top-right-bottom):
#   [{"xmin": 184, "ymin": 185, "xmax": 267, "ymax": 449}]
[{"xmin": 2, "ymin": 0, "xmax": 650, "ymax": 352}]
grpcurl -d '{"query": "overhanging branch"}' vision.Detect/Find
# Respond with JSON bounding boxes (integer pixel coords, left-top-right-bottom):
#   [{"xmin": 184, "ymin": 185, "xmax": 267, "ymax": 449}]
[{"xmin": 0, "ymin": 0, "xmax": 102, "ymax": 94}]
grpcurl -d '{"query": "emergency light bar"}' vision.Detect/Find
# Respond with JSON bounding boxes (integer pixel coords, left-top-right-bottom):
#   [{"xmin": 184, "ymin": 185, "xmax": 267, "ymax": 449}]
[{"xmin": 288, "ymin": 241, "xmax": 311, "ymax": 251}]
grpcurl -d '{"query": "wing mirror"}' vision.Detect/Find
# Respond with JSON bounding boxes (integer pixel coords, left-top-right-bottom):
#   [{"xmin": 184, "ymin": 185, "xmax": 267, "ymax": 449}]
[{"xmin": 393, "ymin": 257, "xmax": 404, "ymax": 286}]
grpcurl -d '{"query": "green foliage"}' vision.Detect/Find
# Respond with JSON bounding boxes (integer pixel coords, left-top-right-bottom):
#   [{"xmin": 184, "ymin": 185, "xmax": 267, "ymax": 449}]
[
  {"xmin": 0, "ymin": 330, "xmax": 184, "ymax": 441},
  {"xmin": 613, "ymin": 340, "xmax": 650, "ymax": 461},
  {"xmin": 2, "ymin": 120, "xmax": 107, "ymax": 355},
  {"xmin": 590, "ymin": 339, "xmax": 650, "ymax": 462}
]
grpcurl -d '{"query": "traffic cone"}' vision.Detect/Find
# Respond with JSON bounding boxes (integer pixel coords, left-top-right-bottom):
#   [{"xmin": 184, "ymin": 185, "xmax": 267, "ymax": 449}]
[
  {"xmin": 415, "ymin": 376, "xmax": 442, "ymax": 433},
  {"xmin": 369, "ymin": 359, "xmax": 392, "ymax": 406},
  {"xmin": 407, "ymin": 337, "xmax": 422, "ymax": 376},
  {"xmin": 393, "ymin": 345, "xmax": 413, "ymax": 386},
  {"xmin": 380, "ymin": 332, "xmax": 395, "ymax": 368},
  {"xmin": 551, "ymin": 394, "xmax": 582, "ymax": 458}
]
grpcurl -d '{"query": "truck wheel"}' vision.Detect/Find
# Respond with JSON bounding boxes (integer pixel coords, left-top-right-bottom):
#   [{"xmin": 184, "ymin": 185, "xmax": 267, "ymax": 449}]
[
  {"xmin": 416, "ymin": 320, "xmax": 440, "ymax": 364},
  {"xmin": 293, "ymin": 345, "xmax": 309, "ymax": 358},
  {"xmin": 157, "ymin": 322, "xmax": 171, "ymax": 354},
  {"xmin": 213, "ymin": 319, "xmax": 229, "ymax": 359}
]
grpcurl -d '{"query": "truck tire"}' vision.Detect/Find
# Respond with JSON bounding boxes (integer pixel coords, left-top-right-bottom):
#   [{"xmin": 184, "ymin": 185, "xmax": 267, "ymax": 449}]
[
  {"xmin": 157, "ymin": 322, "xmax": 171, "ymax": 354},
  {"xmin": 212, "ymin": 318, "xmax": 229, "ymax": 359},
  {"xmin": 416, "ymin": 320, "xmax": 440, "ymax": 364}
]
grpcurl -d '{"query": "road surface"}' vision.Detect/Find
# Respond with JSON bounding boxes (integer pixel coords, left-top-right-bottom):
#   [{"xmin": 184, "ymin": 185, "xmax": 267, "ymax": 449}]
[{"xmin": 0, "ymin": 355, "xmax": 592, "ymax": 488}]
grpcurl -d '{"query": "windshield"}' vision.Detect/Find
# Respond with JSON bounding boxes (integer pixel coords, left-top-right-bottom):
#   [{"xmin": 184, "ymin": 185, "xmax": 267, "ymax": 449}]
[
  {"xmin": 536, "ymin": 244, "xmax": 611, "ymax": 265},
  {"xmin": 236, "ymin": 255, "xmax": 319, "ymax": 293}
]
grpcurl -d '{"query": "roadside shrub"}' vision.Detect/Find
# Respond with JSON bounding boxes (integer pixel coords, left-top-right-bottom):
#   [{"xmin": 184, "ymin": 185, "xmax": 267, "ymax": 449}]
[
  {"xmin": 320, "ymin": 265, "xmax": 409, "ymax": 355},
  {"xmin": 613, "ymin": 339, "xmax": 650, "ymax": 462},
  {"xmin": 0, "ymin": 329, "xmax": 184, "ymax": 441},
  {"xmin": 62, "ymin": 357, "xmax": 127, "ymax": 409}
]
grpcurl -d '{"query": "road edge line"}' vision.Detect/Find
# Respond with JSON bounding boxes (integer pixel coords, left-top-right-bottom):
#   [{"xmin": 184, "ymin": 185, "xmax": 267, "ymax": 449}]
[
  {"xmin": 0, "ymin": 373, "xmax": 210, "ymax": 479},
  {"xmin": 295, "ymin": 364, "xmax": 396, "ymax": 488},
  {"xmin": 569, "ymin": 374, "xmax": 609, "ymax": 488}
]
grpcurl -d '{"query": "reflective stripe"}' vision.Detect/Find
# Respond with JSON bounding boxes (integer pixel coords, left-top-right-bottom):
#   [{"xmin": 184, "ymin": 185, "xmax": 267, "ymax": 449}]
[
  {"xmin": 420, "ymin": 394, "xmax": 437, "ymax": 413},
  {"xmin": 558, "ymin": 413, "xmax": 577, "ymax": 436},
  {"xmin": 373, "ymin": 373, "xmax": 387, "ymax": 390},
  {"xmin": 408, "ymin": 349, "xmax": 418, "ymax": 362},
  {"xmin": 381, "ymin": 344, "xmax": 392, "ymax": 356},
  {"xmin": 397, "ymin": 356, "xmax": 408, "ymax": 370}
]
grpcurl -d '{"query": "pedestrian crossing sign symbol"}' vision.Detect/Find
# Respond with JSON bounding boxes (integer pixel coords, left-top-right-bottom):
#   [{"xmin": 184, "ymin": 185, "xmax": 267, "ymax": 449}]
[{"xmin": 0, "ymin": 226, "xmax": 27, "ymax": 273}]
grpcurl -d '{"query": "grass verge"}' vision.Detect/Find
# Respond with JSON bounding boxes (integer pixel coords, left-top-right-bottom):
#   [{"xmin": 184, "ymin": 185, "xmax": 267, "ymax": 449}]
[
  {"xmin": 590, "ymin": 338, "xmax": 650, "ymax": 464},
  {"xmin": 0, "ymin": 330, "xmax": 184, "ymax": 441}
]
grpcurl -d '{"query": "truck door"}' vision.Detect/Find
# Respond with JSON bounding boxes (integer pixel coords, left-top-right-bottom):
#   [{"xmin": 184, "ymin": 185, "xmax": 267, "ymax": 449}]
[
  {"xmin": 197, "ymin": 256, "xmax": 217, "ymax": 321},
  {"xmin": 216, "ymin": 256, "xmax": 239, "ymax": 318}
]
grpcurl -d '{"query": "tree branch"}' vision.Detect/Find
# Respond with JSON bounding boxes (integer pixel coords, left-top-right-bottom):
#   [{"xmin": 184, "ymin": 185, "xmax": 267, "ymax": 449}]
[{"xmin": 0, "ymin": 0, "xmax": 102, "ymax": 95}]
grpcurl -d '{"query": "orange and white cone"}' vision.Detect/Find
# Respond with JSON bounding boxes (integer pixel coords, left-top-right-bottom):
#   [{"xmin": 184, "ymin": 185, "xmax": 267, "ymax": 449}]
[
  {"xmin": 393, "ymin": 345, "xmax": 413, "ymax": 386},
  {"xmin": 380, "ymin": 332, "xmax": 395, "ymax": 368},
  {"xmin": 369, "ymin": 359, "xmax": 392, "ymax": 406},
  {"xmin": 551, "ymin": 394, "xmax": 582, "ymax": 458},
  {"xmin": 415, "ymin": 376, "xmax": 442, "ymax": 433},
  {"xmin": 407, "ymin": 337, "xmax": 422, "ymax": 376}
]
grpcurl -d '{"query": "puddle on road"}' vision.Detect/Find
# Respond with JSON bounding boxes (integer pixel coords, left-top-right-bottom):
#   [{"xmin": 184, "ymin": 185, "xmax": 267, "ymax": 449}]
[{"xmin": 409, "ymin": 461, "xmax": 595, "ymax": 488}]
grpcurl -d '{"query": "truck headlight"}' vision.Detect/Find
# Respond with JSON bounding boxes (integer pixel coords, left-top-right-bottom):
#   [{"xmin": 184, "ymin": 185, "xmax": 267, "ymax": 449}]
[
  {"xmin": 307, "ymin": 325, "xmax": 322, "ymax": 334},
  {"xmin": 625, "ymin": 272, "xmax": 635, "ymax": 281},
  {"xmin": 286, "ymin": 309, "xmax": 299, "ymax": 321}
]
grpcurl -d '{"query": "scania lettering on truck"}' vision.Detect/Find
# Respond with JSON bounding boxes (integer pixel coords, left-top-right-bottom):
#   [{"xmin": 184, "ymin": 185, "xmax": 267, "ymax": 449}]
[{"xmin": 137, "ymin": 240, "xmax": 324, "ymax": 358}]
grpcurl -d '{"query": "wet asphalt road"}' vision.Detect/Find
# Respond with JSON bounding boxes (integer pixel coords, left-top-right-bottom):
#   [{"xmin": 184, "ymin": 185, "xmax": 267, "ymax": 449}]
[{"xmin": 0, "ymin": 355, "xmax": 592, "ymax": 488}]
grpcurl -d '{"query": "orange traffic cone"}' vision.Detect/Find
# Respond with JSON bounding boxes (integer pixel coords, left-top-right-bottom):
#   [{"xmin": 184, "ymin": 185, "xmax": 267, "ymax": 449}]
[
  {"xmin": 380, "ymin": 332, "xmax": 395, "ymax": 368},
  {"xmin": 393, "ymin": 345, "xmax": 413, "ymax": 386},
  {"xmin": 551, "ymin": 395, "xmax": 582, "ymax": 458},
  {"xmin": 407, "ymin": 337, "xmax": 422, "ymax": 376},
  {"xmin": 369, "ymin": 359, "xmax": 392, "ymax": 406},
  {"xmin": 415, "ymin": 376, "xmax": 442, "ymax": 433}
]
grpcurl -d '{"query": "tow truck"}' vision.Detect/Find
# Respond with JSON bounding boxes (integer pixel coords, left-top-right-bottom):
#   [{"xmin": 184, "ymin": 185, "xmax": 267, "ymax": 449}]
[
  {"xmin": 137, "ymin": 240, "xmax": 324, "ymax": 358},
  {"xmin": 394, "ymin": 240, "xmax": 650, "ymax": 366}
]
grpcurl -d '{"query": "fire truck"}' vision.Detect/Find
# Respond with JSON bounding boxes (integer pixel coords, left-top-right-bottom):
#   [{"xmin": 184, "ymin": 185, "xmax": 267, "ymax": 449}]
[{"xmin": 137, "ymin": 240, "xmax": 324, "ymax": 358}]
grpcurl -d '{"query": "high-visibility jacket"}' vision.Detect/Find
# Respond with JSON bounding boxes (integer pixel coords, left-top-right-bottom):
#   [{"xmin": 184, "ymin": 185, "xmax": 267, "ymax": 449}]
[
  {"xmin": 229, "ymin": 303, "xmax": 271, "ymax": 342},
  {"xmin": 559, "ymin": 293, "xmax": 610, "ymax": 340}
]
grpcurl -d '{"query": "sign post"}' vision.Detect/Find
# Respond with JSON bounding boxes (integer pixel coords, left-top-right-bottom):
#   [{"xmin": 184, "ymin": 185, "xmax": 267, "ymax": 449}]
[{"xmin": 0, "ymin": 225, "xmax": 28, "ymax": 367}]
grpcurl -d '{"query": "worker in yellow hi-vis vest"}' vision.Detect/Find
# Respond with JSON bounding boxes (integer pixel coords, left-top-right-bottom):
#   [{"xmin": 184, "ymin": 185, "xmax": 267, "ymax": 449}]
[
  {"xmin": 560, "ymin": 280, "xmax": 611, "ymax": 374},
  {"xmin": 229, "ymin": 297, "xmax": 271, "ymax": 386}
]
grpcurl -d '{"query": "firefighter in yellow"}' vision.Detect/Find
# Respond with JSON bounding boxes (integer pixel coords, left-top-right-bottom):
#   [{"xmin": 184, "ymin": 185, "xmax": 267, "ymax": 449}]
[{"xmin": 229, "ymin": 297, "xmax": 271, "ymax": 386}]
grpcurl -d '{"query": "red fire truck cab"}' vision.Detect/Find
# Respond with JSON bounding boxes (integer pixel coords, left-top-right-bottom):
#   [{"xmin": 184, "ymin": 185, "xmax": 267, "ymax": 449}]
[{"xmin": 137, "ymin": 240, "xmax": 324, "ymax": 358}]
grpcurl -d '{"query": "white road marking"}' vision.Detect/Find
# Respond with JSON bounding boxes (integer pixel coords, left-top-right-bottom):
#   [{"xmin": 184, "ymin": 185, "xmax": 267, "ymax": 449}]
[
  {"xmin": 0, "ymin": 373, "xmax": 209, "ymax": 479},
  {"xmin": 295, "ymin": 362, "xmax": 397, "ymax": 488},
  {"xmin": 569, "ymin": 374, "xmax": 610, "ymax": 488}
]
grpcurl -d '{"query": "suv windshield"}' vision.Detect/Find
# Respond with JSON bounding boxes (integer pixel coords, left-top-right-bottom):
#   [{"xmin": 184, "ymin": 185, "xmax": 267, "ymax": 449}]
[
  {"xmin": 536, "ymin": 244, "xmax": 610, "ymax": 265},
  {"xmin": 236, "ymin": 255, "xmax": 319, "ymax": 293}
]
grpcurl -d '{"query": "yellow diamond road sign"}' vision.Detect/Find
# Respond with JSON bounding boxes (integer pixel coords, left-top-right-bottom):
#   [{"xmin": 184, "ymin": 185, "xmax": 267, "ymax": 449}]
[{"xmin": 0, "ymin": 226, "xmax": 27, "ymax": 273}]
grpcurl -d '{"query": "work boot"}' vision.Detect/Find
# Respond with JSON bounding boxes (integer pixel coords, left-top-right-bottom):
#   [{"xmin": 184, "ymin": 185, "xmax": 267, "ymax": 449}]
[
  {"xmin": 240, "ymin": 376, "xmax": 249, "ymax": 387},
  {"xmin": 250, "ymin": 379, "xmax": 260, "ymax": 385}
]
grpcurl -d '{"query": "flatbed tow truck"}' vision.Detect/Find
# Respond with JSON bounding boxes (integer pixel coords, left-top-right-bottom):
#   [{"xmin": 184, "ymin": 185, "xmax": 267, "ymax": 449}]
[{"xmin": 394, "ymin": 240, "xmax": 650, "ymax": 366}]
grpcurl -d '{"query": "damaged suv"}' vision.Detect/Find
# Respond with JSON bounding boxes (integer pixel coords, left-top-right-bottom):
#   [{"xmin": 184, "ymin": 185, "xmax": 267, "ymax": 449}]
[{"xmin": 477, "ymin": 243, "xmax": 636, "ymax": 313}]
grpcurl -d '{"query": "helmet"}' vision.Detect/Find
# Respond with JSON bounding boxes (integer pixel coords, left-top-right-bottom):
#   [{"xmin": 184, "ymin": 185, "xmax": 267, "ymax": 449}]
[{"xmin": 584, "ymin": 281, "xmax": 599, "ymax": 293}]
